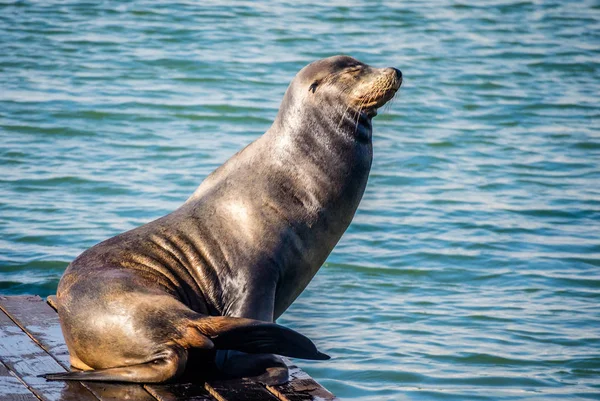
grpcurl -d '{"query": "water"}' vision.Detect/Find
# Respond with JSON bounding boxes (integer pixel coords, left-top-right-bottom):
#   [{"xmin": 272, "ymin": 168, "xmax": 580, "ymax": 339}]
[{"xmin": 1, "ymin": 1, "xmax": 599, "ymax": 399}]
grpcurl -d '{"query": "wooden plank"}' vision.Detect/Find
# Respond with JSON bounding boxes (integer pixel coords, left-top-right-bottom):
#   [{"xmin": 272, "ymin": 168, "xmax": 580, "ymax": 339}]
[
  {"xmin": 0, "ymin": 295, "xmax": 158, "ymax": 401},
  {"xmin": 0, "ymin": 361, "xmax": 40, "ymax": 401},
  {"xmin": 205, "ymin": 379, "xmax": 280, "ymax": 401},
  {"xmin": 267, "ymin": 362, "xmax": 338, "ymax": 401},
  {"xmin": 0, "ymin": 305, "xmax": 99, "ymax": 401},
  {"xmin": 145, "ymin": 383, "xmax": 214, "ymax": 401},
  {"xmin": 0, "ymin": 296, "xmax": 70, "ymax": 366}
]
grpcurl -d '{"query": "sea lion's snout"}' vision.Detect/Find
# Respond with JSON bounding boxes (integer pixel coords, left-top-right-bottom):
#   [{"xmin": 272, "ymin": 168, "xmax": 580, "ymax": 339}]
[{"xmin": 352, "ymin": 66, "xmax": 402, "ymax": 117}]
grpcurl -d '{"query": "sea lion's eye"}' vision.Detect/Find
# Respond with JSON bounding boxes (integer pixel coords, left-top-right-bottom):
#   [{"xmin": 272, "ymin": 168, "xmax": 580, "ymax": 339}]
[{"xmin": 309, "ymin": 82, "xmax": 318, "ymax": 93}]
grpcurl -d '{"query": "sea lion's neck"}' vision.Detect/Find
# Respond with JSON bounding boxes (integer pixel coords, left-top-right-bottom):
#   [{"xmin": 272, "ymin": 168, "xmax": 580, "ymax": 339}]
[
  {"xmin": 271, "ymin": 99, "xmax": 373, "ymax": 148},
  {"xmin": 335, "ymin": 108, "xmax": 373, "ymax": 143},
  {"xmin": 264, "ymin": 98, "xmax": 373, "ymax": 215}
]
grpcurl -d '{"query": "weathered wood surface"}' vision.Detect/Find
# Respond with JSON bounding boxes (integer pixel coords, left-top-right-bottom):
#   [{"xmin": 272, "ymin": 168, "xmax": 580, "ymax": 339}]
[
  {"xmin": 0, "ymin": 301, "xmax": 98, "ymax": 401},
  {"xmin": 267, "ymin": 363, "xmax": 337, "ymax": 401},
  {"xmin": 0, "ymin": 362, "xmax": 40, "ymax": 401},
  {"xmin": 0, "ymin": 296, "xmax": 338, "ymax": 401},
  {"xmin": 145, "ymin": 382, "xmax": 214, "ymax": 401},
  {"xmin": 206, "ymin": 379, "xmax": 280, "ymax": 401}
]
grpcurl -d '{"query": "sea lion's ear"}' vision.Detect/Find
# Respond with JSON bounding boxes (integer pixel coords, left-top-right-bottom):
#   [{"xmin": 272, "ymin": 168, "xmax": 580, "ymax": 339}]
[{"xmin": 309, "ymin": 81, "xmax": 319, "ymax": 93}]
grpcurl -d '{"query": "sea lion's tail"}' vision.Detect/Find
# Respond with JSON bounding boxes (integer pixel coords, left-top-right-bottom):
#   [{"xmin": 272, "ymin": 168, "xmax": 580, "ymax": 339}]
[{"xmin": 189, "ymin": 315, "xmax": 330, "ymax": 361}]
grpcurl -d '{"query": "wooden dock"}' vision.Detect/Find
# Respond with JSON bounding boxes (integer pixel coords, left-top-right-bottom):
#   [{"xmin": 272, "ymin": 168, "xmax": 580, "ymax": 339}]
[{"xmin": 0, "ymin": 295, "xmax": 337, "ymax": 401}]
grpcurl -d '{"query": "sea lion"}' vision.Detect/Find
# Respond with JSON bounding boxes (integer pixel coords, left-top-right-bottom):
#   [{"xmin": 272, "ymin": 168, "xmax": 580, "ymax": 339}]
[{"xmin": 43, "ymin": 55, "xmax": 402, "ymax": 384}]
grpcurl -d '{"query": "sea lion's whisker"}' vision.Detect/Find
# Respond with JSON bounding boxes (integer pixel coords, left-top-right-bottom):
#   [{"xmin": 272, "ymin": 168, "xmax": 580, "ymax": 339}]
[
  {"xmin": 338, "ymin": 102, "xmax": 353, "ymax": 132},
  {"xmin": 354, "ymin": 98, "xmax": 367, "ymax": 133}
]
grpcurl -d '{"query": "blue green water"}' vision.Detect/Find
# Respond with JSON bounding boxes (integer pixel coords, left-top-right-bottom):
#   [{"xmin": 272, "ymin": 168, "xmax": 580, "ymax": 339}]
[{"xmin": 1, "ymin": 1, "xmax": 599, "ymax": 399}]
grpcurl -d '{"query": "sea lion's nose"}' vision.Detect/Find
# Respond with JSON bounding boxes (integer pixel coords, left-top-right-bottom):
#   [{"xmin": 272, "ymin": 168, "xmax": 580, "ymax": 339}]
[{"xmin": 386, "ymin": 67, "xmax": 402, "ymax": 88}]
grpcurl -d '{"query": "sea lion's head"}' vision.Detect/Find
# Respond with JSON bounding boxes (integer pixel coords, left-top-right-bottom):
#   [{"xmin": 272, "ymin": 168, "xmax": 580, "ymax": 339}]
[
  {"xmin": 275, "ymin": 56, "xmax": 401, "ymax": 137},
  {"xmin": 299, "ymin": 55, "xmax": 402, "ymax": 118}
]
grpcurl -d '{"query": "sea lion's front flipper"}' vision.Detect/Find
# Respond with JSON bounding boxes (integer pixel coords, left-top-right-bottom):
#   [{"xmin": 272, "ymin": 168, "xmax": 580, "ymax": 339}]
[{"xmin": 194, "ymin": 316, "xmax": 330, "ymax": 360}]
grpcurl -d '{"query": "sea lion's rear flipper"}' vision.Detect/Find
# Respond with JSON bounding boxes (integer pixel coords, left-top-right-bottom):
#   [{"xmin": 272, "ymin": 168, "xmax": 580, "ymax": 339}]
[
  {"xmin": 42, "ymin": 315, "xmax": 328, "ymax": 383},
  {"xmin": 193, "ymin": 316, "xmax": 330, "ymax": 360},
  {"xmin": 42, "ymin": 346, "xmax": 187, "ymax": 383}
]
